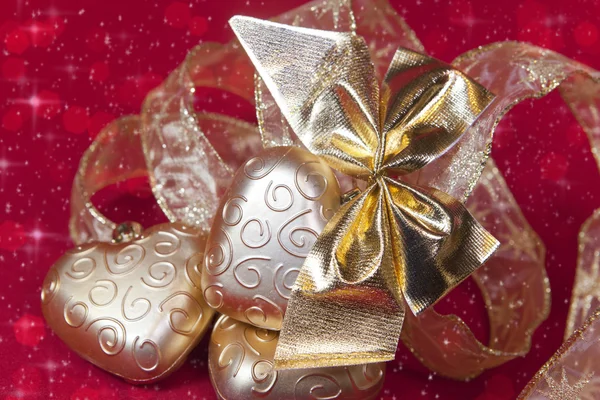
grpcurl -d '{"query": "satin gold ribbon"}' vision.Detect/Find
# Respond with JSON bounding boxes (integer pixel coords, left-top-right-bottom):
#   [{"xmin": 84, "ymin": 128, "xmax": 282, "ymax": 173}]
[{"xmin": 231, "ymin": 16, "xmax": 500, "ymax": 369}]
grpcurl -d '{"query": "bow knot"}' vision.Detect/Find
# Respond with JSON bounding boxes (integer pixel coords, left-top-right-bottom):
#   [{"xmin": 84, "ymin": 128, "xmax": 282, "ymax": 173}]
[{"xmin": 231, "ymin": 16, "xmax": 500, "ymax": 369}]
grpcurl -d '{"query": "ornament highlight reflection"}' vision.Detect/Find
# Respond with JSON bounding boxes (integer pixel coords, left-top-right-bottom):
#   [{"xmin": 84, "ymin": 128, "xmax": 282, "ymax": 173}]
[{"xmin": 41, "ymin": 223, "xmax": 215, "ymax": 383}]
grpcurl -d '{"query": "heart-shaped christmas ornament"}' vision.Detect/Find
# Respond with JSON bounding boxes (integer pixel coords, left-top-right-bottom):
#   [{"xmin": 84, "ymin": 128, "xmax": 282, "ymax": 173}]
[
  {"xmin": 208, "ymin": 315, "xmax": 386, "ymax": 399},
  {"xmin": 202, "ymin": 146, "xmax": 341, "ymax": 330},
  {"xmin": 40, "ymin": 222, "xmax": 215, "ymax": 383}
]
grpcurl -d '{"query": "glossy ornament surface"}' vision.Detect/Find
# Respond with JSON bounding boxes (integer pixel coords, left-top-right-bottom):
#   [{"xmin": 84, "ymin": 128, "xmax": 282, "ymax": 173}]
[
  {"xmin": 40, "ymin": 222, "xmax": 215, "ymax": 383},
  {"xmin": 202, "ymin": 146, "xmax": 341, "ymax": 330},
  {"xmin": 208, "ymin": 315, "xmax": 386, "ymax": 399}
]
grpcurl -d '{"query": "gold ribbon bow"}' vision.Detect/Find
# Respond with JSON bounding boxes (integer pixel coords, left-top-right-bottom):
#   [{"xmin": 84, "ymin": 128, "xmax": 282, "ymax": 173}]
[{"xmin": 231, "ymin": 17, "xmax": 500, "ymax": 369}]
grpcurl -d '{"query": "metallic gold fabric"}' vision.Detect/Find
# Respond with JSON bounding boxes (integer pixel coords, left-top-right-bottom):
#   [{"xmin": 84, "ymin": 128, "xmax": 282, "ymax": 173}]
[
  {"xmin": 70, "ymin": 0, "xmax": 600, "ymax": 382},
  {"xmin": 402, "ymin": 159, "xmax": 550, "ymax": 379},
  {"xmin": 230, "ymin": 16, "xmax": 499, "ymax": 369},
  {"xmin": 399, "ymin": 40, "xmax": 600, "ymax": 380},
  {"xmin": 255, "ymin": 0, "xmax": 425, "ymax": 150}
]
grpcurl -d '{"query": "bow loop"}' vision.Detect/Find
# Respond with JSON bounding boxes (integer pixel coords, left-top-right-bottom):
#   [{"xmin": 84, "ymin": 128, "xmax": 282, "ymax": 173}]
[
  {"xmin": 274, "ymin": 183, "xmax": 406, "ymax": 369},
  {"xmin": 332, "ymin": 185, "xmax": 388, "ymax": 285},
  {"xmin": 382, "ymin": 177, "xmax": 453, "ymax": 236},
  {"xmin": 231, "ymin": 16, "xmax": 499, "ymax": 369},
  {"xmin": 383, "ymin": 178, "xmax": 500, "ymax": 314},
  {"xmin": 379, "ymin": 49, "xmax": 495, "ymax": 174},
  {"xmin": 230, "ymin": 16, "xmax": 380, "ymax": 178}
]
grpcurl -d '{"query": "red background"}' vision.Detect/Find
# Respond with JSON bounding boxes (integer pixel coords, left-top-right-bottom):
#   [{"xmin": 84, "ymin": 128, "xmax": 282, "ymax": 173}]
[{"xmin": 1, "ymin": 0, "xmax": 600, "ymax": 399}]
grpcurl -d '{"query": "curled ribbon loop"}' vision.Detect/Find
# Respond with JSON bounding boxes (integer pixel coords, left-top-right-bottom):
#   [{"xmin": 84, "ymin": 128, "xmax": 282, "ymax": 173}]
[
  {"xmin": 70, "ymin": 116, "xmax": 146, "ymax": 244},
  {"xmin": 231, "ymin": 17, "xmax": 500, "ymax": 369},
  {"xmin": 521, "ymin": 67, "xmax": 600, "ymax": 396},
  {"xmin": 567, "ymin": 209, "xmax": 600, "ymax": 339},
  {"xmin": 141, "ymin": 43, "xmax": 260, "ymax": 232},
  {"xmin": 75, "ymin": 0, "xmax": 600, "ymax": 382}
]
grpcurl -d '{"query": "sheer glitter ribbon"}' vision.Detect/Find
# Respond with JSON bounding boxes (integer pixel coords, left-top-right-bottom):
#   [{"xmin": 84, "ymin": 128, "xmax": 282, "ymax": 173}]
[
  {"xmin": 566, "ymin": 210, "xmax": 600, "ymax": 339},
  {"xmin": 518, "ymin": 62, "xmax": 600, "ymax": 399},
  {"xmin": 70, "ymin": 116, "xmax": 146, "ymax": 243},
  {"xmin": 564, "ymin": 70, "xmax": 600, "ymax": 339},
  {"xmin": 69, "ymin": 0, "xmax": 600, "ymax": 380},
  {"xmin": 520, "ymin": 310, "xmax": 600, "ymax": 399}
]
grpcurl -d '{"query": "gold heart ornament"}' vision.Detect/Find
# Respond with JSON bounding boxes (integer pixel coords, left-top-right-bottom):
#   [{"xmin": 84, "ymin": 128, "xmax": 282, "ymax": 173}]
[
  {"xmin": 40, "ymin": 222, "xmax": 215, "ymax": 383},
  {"xmin": 202, "ymin": 146, "xmax": 341, "ymax": 330},
  {"xmin": 208, "ymin": 315, "xmax": 386, "ymax": 399}
]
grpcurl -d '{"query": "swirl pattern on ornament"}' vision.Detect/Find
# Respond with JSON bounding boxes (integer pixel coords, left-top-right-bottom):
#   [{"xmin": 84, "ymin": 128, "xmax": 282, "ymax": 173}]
[
  {"xmin": 208, "ymin": 315, "xmax": 385, "ymax": 399},
  {"xmin": 66, "ymin": 257, "xmax": 96, "ymax": 280},
  {"xmin": 89, "ymin": 280, "xmax": 118, "ymax": 307},
  {"xmin": 202, "ymin": 146, "xmax": 341, "ymax": 330},
  {"xmin": 40, "ymin": 223, "xmax": 214, "ymax": 383}
]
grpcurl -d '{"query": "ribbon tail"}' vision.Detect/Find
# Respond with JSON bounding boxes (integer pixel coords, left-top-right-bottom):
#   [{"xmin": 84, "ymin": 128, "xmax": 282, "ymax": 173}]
[
  {"xmin": 274, "ymin": 280, "xmax": 405, "ymax": 370},
  {"xmin": 274, "ymin": 184, "xmax": 405, "ymax": 369}
]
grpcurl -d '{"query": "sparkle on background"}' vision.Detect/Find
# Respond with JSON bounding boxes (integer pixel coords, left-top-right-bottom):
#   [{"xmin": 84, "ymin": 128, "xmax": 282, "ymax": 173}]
[{"xmin": 0, "ymin": 0, "xmax": 599, "ymax": 399}]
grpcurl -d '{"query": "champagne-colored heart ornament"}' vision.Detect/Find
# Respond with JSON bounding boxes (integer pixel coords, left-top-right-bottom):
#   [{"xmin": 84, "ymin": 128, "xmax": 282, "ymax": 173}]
[
  {"xmin": 208, "ymin": 315, "xmax": 386, "ymax": 399},
  {"xmin": 41, "ymin": 222, "xmax": 215, "ymax": 383},
  {"xmin": 202, "ymin": 146, "xmax": 341, "ymax": 330}
]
